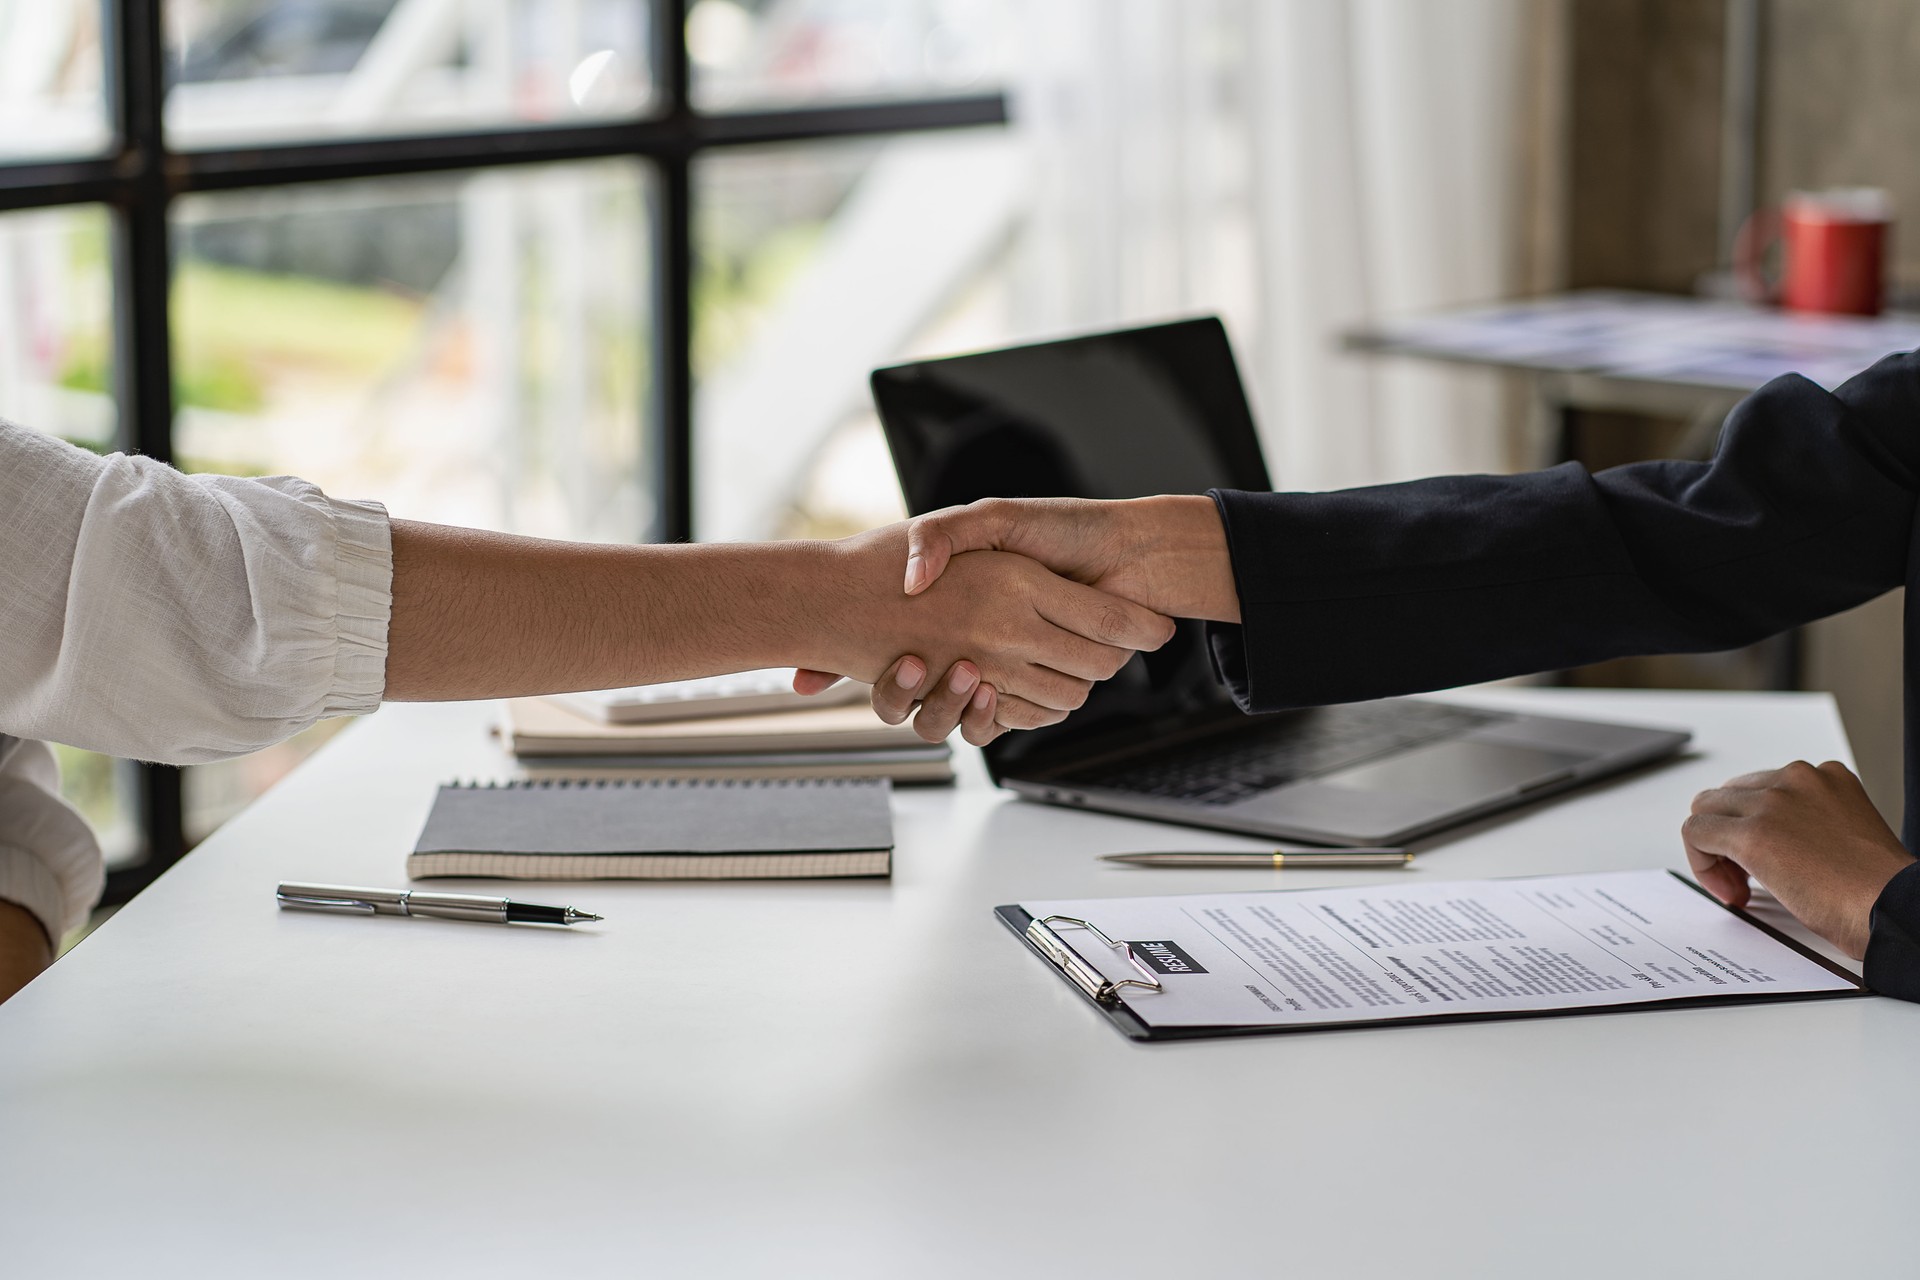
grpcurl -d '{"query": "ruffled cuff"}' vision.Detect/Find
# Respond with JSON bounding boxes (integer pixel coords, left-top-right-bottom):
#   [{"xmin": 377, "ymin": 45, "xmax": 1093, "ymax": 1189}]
[
  {"xmin": 323, "ymin": 497, "xmax": 392, "ymax": 717},
  {"xmin": 0, "ymin": 844, "xmax": 89, "ymax": 945}
]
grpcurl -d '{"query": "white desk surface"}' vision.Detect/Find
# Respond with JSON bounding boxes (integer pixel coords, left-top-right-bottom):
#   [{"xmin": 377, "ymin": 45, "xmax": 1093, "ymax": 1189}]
[{"xmin": 3, "ymin": 689, "xmax": 1914, "ymax": 1278}]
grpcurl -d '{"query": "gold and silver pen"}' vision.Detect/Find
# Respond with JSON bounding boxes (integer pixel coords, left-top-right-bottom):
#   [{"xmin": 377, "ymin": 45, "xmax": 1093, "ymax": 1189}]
[
  {"xmin": 276, "ymin": 882, "xmax": 602, "ymax": 925},
  {"xmin": 1100, "ymin": 849, "xmax": 1411, "ymax": 869}
]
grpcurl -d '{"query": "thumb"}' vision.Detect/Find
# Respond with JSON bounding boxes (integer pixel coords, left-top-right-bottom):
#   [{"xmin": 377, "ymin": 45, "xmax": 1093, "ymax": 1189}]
[
  {"xmin": 791, "ymin": 669, "xmax": 846, "ymax": 696},
  {"xmin": 903, "ymin": 500, "xmax": 1016, "ymax": 596}
]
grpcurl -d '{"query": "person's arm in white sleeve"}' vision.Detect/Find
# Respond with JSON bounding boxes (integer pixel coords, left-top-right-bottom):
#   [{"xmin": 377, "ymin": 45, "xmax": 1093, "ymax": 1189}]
[
  {"xmin": 0, "ymin": 418, "xmax": 1175, "ymax": 1001},
  {"xmin": 0, "ymin": 420, "xmax": 392, "ymax": 764},
  {"xmin": 0, "ymin": 421, "xmax": 382, "ymax": 1003},
  {"xmin": 0, "ymin": 420, "xmax": 1172, "ymax": 756}
]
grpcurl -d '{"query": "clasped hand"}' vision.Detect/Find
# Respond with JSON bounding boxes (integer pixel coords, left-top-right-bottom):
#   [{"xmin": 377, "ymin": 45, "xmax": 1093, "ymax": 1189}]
[
  {"xmin": 803, "ymin": 521, "xmax": 1177, "ymax": 733},
  {"xmin": 797, "ymin": 494, "xmax": 1236, "ymax": 743}
]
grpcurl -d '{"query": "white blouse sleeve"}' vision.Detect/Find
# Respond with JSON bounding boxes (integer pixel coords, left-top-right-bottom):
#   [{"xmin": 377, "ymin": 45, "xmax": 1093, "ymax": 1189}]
[
  {"xmin": 0, "ymin": 419, "xmax": 394, "ymax": 939},
  {"xmin": 0, "ymin": 419, "xmax": 393, "ymax": 764}
]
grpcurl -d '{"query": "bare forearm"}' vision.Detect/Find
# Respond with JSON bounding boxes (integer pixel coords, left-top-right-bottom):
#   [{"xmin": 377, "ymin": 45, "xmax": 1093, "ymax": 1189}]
[{"xmin": 385, "ymin": 521, "xmax": 840, "ymax": 700}]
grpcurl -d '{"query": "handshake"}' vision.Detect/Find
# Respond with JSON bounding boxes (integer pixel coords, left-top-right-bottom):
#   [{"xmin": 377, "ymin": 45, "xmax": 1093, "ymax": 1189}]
[
  {"xmin": 776, "ymin": 491, "xmax": 1920, "ymax": 976},
  {"xmin": 786, "ymin": 494, "xmax": 1242, "ymax": 744}
]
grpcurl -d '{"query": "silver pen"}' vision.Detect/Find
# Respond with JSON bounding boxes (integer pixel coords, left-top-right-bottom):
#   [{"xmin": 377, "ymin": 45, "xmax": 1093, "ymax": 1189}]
[
  {"xmin": 1101, "ymin": 850, "xmax": 1411, "ymax": 868},
  {"xmin": 276, "ymin": 882, "xmax": 602, "ymax": 926}
]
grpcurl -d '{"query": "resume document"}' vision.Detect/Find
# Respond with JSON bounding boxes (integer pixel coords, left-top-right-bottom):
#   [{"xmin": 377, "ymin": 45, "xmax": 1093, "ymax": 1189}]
[{"xmin": 1019, "ymin": 870, "xmax": 1860, "ymax": 1031}]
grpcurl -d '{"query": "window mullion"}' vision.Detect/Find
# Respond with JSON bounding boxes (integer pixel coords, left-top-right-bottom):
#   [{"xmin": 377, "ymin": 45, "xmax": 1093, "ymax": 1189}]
[
  {"xmin": 650, "ymin": 0, "xmax": 694, "ymax": 542},
  {"xmin": 106, "ymin": 0, "xmax": 187, "ymax": 899}
]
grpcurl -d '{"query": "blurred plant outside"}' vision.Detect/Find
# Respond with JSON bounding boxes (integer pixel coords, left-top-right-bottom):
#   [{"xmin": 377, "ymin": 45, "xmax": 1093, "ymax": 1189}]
[
  {"xmin": 167, "ymin": 166, "xmax": 648, "ymax": 533},
  {"xmin": 60, "ymin": 259, "xmax": 422, "ymax": 462}
]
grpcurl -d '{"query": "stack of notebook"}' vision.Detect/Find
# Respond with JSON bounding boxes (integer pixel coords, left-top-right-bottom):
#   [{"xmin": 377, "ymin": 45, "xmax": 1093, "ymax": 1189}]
[
  {"xmin": 409, "ymin": 777, "xmax": 894, "ymax": 881},
  {"xmin": 501, "ymin": 695, "xmax": 953, "ymax": 784}
]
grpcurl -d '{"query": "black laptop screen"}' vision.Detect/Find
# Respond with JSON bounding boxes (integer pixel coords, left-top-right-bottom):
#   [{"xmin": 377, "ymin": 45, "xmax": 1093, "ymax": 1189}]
[{"xmin": 870, "ymin": 317, "xmax": 1273, "ymax": 780}]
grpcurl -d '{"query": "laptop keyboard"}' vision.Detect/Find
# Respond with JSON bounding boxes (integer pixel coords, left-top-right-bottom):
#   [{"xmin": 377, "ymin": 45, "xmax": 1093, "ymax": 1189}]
[{"xmin": 1059, "ymin": 701, "xmax": 1505, "ymax": 806}]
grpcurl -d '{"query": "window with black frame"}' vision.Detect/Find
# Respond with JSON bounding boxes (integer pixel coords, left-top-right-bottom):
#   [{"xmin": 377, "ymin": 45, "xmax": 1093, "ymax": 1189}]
[{"xmin": 0, "ymin": 0, "xmax": 1011, "ymax": 911}]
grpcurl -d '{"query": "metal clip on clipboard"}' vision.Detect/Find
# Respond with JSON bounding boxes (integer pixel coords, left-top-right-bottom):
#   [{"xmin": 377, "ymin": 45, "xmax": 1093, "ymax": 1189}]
[{"xmin": 1025, "ymin": 915, "xmax": 1165, "ymax": 1005}]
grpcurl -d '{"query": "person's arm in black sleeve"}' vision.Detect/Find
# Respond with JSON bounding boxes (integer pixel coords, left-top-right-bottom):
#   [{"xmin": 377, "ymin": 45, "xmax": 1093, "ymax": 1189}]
[
  {"xmin": 1206, "ymin": 353, "xmax": 1920, "ymax": 712},
  {"xmin": 1209, "ymin": 353, "xmax": 1920, "ymax": 998},
  {"xmin": 870, "ymin": 354, "xmax": 1920, "ymax": 989}
]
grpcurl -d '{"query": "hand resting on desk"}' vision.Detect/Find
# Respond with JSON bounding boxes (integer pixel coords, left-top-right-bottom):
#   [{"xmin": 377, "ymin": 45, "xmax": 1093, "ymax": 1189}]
[{"xmin": 1685, "ymin": 759, "xmax": 1914, "ymax": 961}]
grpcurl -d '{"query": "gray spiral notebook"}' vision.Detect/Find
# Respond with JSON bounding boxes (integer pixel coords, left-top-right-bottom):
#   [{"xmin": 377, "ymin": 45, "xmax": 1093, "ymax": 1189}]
[{"xmin": 407, "ymin": 777, "xmax": 893, "ymax": 880}]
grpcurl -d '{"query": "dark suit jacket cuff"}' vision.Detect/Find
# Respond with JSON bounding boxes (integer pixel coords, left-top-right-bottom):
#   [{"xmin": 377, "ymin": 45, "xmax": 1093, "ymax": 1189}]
[
  {"xmin": 1205, "ymin": 621, "xmax": 1256, "ymax": 711},
  {"xmin": 1863, "ymin": 859, "xmax": 1920, "ymax": 1001},
  {"xmin": 1205, "ymin": 488, "xmax": 1276, "ymax": 713}
]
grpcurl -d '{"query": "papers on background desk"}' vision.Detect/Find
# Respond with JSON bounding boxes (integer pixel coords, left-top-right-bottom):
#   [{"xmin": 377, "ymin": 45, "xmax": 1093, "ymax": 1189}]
[
  {"xmin": 1016, "ymin": 870, "xmax": 1861, "ymax": 1034},
  {"xmin": 1353, "ymin": 290, "xmax": 1920, "ymax": 392}
]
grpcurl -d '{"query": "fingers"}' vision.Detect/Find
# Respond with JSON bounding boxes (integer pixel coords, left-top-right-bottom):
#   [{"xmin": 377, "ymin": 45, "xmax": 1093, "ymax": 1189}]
[
  {"xmin": 1689, "ymin": 786, "xmax": 1759, "ymax": 818},
  {"xmin": 1714, "ymin": 763, "xmax": 1803, "ymax": 792},
  {"xmin": 1685, "ymin": 760, "xmax": 1862, "ymax": 908},
  {"xmin": 904, "ymin": 500, "xmax": 1016, "ymax": 597},
  {"xmin": 866, "ymin": 651, "xmax": 1085, "ymax": 735},
  {"xmin": 1681, "ymin": 812, "xmax": 1753, "ymax": 907},
  {"xmin": 1014, "ymin": 621, "xmax": 1136, "ymax": 683},
  {"xmin": 960, "ymin": 683, "xmax": 1008, "ymax": 746},
  {"xmin": 1030, "ymin": 573, "xmax": 1175, "ymax": 654},
  {"xmin": 906, "ymin": 668, "xmax": 1014, "ymax": 746},
  {"xmin": 1715, "ymin": 759, "xmax": 1850, "ymax": 794},
  {"xmin": 1005, "ymin": 662, "xmax": 1097, "ymax": 713},
  {"xmin": 1690, "ymin": 760, "xmax": 1857, "ymax": 819},
  {"xmin": 1686, "ymin": 773, "xmax": 1769, "ymax": 906},
  {"xmin": 991, "ymin": 692, "xmax": 1068, "ymax": 732},
  {"xmin": 791, "ymin": 669, "xmax": 845, "ymax": 696},
  {"xmin": 870, "ymin": 654, "xmax": 1044, "ymax": 745},
  {"xmin": 1817, "ymin": 759, "xmax": 1870, "ymax": 795},
  {"xmin": 906, "ymin": 662, "xmax": 983, "ymax": 743},
  {"xmin": 869, "ymin": 656, "xmax": 928, "ymax": 725}
]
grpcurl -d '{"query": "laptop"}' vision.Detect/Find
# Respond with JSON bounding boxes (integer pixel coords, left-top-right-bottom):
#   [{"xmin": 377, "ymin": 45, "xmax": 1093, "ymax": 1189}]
[{"xmin": 869, "ymin": 317, "xmax": 1690, "ymax": 847}]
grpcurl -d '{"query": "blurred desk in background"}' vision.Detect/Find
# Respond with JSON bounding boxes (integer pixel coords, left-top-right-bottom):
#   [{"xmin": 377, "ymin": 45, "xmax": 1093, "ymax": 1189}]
[{"xmin": 1348, "ymin": 288, "xmax": 1920, "ymax": 463}]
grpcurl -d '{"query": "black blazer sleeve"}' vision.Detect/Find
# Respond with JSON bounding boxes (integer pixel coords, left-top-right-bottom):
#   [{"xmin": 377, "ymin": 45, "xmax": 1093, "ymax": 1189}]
[
  {"xmin": 1205, "ymin": 354, "xmax": 1920, "ymax": 712},
  {"xmin": 1202, "ymin": 351, "xmax": 1920, "ymax": 998}
]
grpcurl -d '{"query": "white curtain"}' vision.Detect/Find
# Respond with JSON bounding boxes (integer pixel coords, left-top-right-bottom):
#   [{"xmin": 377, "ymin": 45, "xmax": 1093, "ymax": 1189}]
[{"xmin": 1013, "ymin": 0, "xmax": 1533, "ymax": 490}]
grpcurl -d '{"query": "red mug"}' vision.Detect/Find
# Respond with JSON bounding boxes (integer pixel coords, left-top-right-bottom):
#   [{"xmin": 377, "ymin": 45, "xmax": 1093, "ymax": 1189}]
[{"xmin": 1736, "ymin": 187, "xmax": 1893, "ymax": 316}]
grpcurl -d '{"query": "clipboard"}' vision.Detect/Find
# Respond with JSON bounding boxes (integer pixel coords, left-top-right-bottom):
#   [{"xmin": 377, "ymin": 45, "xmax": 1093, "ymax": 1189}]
[{"xmin": 996, "ymin": 872, "xmax": 1870, "ymax": 1043}]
